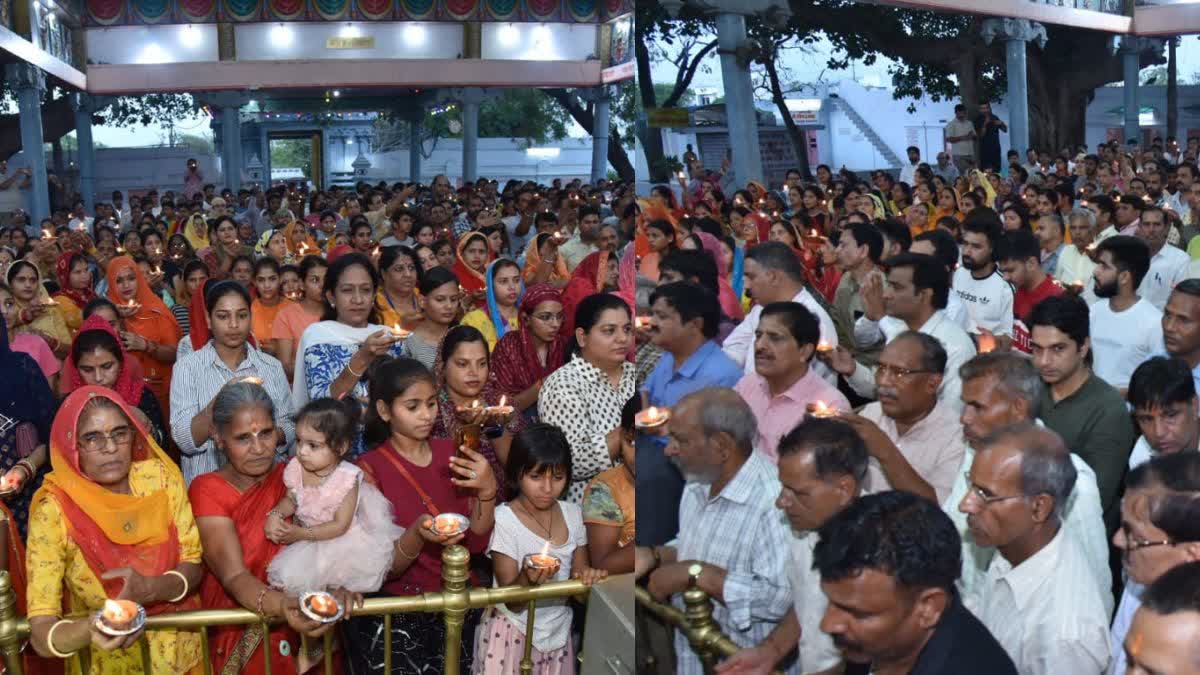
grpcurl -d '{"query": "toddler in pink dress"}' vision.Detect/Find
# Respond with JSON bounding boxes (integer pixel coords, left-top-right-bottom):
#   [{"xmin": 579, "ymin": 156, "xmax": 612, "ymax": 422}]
[{"xmin": 266, "ymin": 399, "xmax": 404, "ymax": 593}]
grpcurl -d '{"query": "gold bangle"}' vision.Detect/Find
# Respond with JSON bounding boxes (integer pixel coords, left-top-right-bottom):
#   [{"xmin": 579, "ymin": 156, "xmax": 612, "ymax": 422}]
[
  {"xmin": 397, "ymin": 537, "xmax": 420, "ymax": 560},
  {"xmin": 345, "ymin": 359, "xmax": 364, "ymax": 378},
  {"xmin": 164, "ymin": 569, "xmax": 189, "ymax": 603},
  {"xmin": 46, "ymin": 619, "xmax": 77, "ymax": 658}
]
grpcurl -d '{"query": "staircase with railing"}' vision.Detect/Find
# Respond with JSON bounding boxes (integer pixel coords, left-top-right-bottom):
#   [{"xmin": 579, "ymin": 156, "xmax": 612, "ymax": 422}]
[{"xmin": 827, "ymin": 93, "xmax": 903, "ymax": 171}]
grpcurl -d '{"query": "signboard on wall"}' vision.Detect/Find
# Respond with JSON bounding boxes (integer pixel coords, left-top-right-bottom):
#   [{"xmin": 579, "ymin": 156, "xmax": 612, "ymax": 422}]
[
  {"xmin": 646, "ymin": 108, "xmax": 690, "ymax": 128},
  {"xmin": 785, "ymin": 98, "xmax": 821, "ymax": 125},
  {"xmin": 326, "ymin": 36, "xmax": 374, "ymax": 49}
]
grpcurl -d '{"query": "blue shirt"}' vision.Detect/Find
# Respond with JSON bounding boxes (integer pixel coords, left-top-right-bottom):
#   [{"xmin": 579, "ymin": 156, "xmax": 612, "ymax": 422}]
[{"xmin": 642, "ymin": 339, "xmax": 743, "ymax": 408}]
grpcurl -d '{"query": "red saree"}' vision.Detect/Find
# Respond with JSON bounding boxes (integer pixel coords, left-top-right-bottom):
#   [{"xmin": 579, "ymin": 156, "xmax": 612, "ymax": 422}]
[{"xmin": 189, "ymin": 466, "xmax": 298, "ymax": 675}]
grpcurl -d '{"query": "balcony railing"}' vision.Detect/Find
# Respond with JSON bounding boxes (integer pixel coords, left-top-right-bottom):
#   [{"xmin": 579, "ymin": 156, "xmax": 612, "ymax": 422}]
[{"xmin": 0, "ymin": 544, "xmax": 597, "ymax": 675}]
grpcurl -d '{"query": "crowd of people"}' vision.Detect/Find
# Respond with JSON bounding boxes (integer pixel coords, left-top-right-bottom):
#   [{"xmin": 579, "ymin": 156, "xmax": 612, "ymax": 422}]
[
  {"xmin": 629, "ymin": 133, "xmax": 1200, "ymax": 675},
  {"xmin": 0, "ymin": 168, "xmax": 638, "ymax": 674}
]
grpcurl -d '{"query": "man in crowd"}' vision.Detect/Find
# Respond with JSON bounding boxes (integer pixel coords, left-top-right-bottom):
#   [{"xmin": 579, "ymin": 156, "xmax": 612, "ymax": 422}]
[
  {"xmin": 1055, "ymin": 208, "xmax": 1098, "ymax": 289},
  {"xmin": 997, "ymin": 229, "xmax": 1064, "ymax": 353},
  {"xmin": 841, "ymin": 332, "xmax": 964, "ymax": 504},
  {"xmin": 558, "ymin": 204, "xmax": 601, "ymax": 271},
  {"xmin": 378, "ymin": 207, "xmax": 415, "ymax": 248},
  {"xmin": 959, "ymin": 423, "xmax": 1112, "ymax": 674},
  {"xmin": 973, "ymin": 102, "xmax": 1007, "ymax": 172},
  {"xmin": 1124, "ymin": 562, "xmax": 1200, "ymax": 675},
  {"xmin": 900, "ymin": 146, "xmax": 921, "ymax": 186},
  {"xmin": 933, "ymin": 152, "xmax": 959, "ymax": 183},
  {"xmin": 1137, "ymin": 206, "xmax": 1190, "ymax": 310},
  {"xmin": 816, "ymin": 491, "xmax": 1017, "ymax": 675},
  {"xmin": 953, "ymin": 212, "xmax": 1015, "ymax": 339},
  {"xmin": 944, "ymin": 104, "xmax": 977, "ymax": 174},
  {"xmin": 732, "ymin": 302, "xmax": 849, "ymax": 461},
  {"xmin": 724, "ymin": 242, "xmax": 838, "ymax": 378},
  {"xmin": 1029, "ymin": 295, "xmax": 1135, "ymax": 533},
  {"xmin": 1115, "ymin": 193, "xmax": 1146, "ymax": 237},
  {"xmin": 1035, "ymin": 213, "xmax": 1067, "ymax": 276},
  {"xmin": 941, "ymin": 353, "xmax": 1110, "ymax": 603},
  {"xmin": 828, "ymin": 253, "xmax": 975, "ymax": 412},
  {"xmin": 640, "ymin": 388, "xmax": 794, "ymax": 675},
  {"xmin": 1090, "ymin": 235, "xmax": 1164, "ymax": 391},
  {"xmin": 1164, "ymin": 280, "xmax": 1200, "ymax": 392},
  {"xmin": 831, "ymin": 222, "xmax": 886, "ymax": 364},
  {"xmin": 715, "ymin": 417, "xmax": 868, "ymax": 675},
  {"xmin": 1127, "ymin": 356, "xmax": 1199, "ymax": 469}
]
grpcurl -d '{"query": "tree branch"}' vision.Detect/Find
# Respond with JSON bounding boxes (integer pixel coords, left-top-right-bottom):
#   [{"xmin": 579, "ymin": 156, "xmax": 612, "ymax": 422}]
[{"xmin": 664, "ymin": 39, "xmax": 718, "ymax": 108}]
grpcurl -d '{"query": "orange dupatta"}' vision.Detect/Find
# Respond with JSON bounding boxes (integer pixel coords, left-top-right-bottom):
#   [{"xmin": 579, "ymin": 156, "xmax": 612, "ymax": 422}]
[
  {"xmin": 284, "ymin": 219, "xmax": 318, "ymax": 257},
  {"xmin": 36, "ymin": 386, "xmax": 199, "ymax": 615},
  {"xmin": 453, "ymin": 232, "xmax": 492, "ymax": 308},
  {"xmin": 104, "ymin": 256, "xmax": 182, "ymax": 414},
  {"xmin": 521, "ymin": 233, "xmax": 569, "ymax": 285}
]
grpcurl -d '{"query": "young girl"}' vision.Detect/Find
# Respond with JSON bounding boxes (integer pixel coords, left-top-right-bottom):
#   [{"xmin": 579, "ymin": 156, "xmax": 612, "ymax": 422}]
[
  {"xmin": 474, "ymin": 423, "xmax": 607, "ymax": 675},
  {"xmin": 265, "ymin": 398, "xmax": 404, "ymax": 593}
]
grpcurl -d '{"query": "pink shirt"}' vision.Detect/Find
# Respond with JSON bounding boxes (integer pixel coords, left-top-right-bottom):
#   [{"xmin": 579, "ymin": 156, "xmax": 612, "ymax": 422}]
[
  {"xmin": 734, "ymin": 368, "xmax": 850, "ymax": 462},
  {"xmin": 12, "ymin": 332, "xmax": 60, "ymax": 380}
]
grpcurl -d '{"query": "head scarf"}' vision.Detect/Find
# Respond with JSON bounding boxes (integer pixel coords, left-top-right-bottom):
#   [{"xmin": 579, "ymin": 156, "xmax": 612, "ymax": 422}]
[
  {"xmin": 35, "ymin": 386, "xmax": 197, "ymax": 612},
  {"xmin": 484, "ymin": 258, "xmax": 523, "ymax": 341},
  {"xmin": 62, "ymin": 314, "xmax": 147, "ymax": 406},
  {"xmin": 105, "ymin": 256, "xmax": 172, "ymax": 335},
  {"xmin": 559, "ymin": 251, "xmax": 610, "ymax": 339},
  {"xmin": 6, "ymin": 260, "xmax": 71, "ymax": 350},
  {"xmin": 0, "ymin": 315, "xmax": 55, "ymax": 444},
  {"xmin": 189, "ymin": 279, "xmax": 257, "ymax": 352},
  {"xmin": 521, "ymin": 234, "xmax": 569, "ymax": 285},
  {"xmin": 254, "ymin": 229, "xmax": 278, "ymax": 258},
  {"xmin": 53, "ymin": 251, "xmax": 95, "ymax": 309},
  {"xmin": 453, "ymin": 231, "xmax": 490, "ymax": 295},
  {"xmin": 489, "ymin": 284, "xmax": 569, "ymax": 401},
  {"xmin": 182, "ymin": 213, "xmax": 209, "ymax": 251},
  {"xmin": 284, "ymin": 218, "xmax": 318, "ymax": 257}
]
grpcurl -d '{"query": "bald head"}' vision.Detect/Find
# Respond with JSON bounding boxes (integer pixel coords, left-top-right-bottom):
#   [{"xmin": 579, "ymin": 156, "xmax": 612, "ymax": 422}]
[
  {"xmin": 676, "ymin": 387, "xmax": 758, "ymax": 457},
  {"xmin": 980, "ymin": 422, "xmax": 1077, "ymax": 521}
]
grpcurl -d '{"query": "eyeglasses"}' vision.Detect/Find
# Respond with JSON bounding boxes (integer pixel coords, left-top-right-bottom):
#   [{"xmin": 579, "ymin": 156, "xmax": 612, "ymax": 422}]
[
  {"xmin": 1121, "ymin": 524, "xmax": 1176, "ymax": 552},
  {"xmin": 79, "ymin": 426, "xmax": 134, "ymax": 453},
  {"xmin": 963, "ymin": 473, "xmax": 1026, "ymax": 506},
  {"xmin": 876, "ymin": 363, "xmax": 936, "ymax": 381}
]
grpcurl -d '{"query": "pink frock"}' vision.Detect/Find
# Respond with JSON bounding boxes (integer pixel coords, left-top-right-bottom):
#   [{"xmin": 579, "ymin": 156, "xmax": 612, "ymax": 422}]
[{"xmin": 267, "ymin": 458, "xmax": 405, "ymax": 594}]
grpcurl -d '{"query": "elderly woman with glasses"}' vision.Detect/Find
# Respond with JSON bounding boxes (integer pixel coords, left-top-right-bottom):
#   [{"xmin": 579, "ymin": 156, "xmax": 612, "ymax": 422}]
[{"xmin": 25, "ymin": 386, "xmax": 204, "ymax": 673}]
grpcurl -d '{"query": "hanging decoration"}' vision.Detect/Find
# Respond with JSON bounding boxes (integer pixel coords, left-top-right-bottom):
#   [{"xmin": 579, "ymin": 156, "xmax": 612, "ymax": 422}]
[{"xmin": 85, "ymin": 0, "xmax": 629, "ymax": 24}]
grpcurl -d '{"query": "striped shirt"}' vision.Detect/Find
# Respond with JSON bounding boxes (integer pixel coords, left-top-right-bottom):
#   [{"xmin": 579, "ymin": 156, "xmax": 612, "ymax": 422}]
[
  {"xmin": 169, "ymin": 341, "xmax": 295, "ymax": 484},
  {"xmin": 668, "ymin": 451, "xmax": 797, "ymax": 675}
]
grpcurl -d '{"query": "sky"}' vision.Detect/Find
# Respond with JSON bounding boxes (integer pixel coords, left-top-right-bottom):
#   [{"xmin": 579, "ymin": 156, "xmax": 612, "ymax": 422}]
[{"xmin": 648, "ymin": 33, "xmax": 1200, "ymax": 99}]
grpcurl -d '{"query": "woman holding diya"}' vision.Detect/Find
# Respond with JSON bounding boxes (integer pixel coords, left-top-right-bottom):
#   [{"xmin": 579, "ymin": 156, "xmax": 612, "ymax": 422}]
[
  {"xmin": 104, "ymin": 256, "xmax": 181, "ymax": 416},
  {"xmin": 373, "ymin": 246, "xmax": 423, "ymax": 332},
  {"xmin": 452, "ymin": 231, "xmax": 493, "ymax": 310},
  {"xmin": 189, "ymin": 381, "xmax": 355, "ymax": 675},
  {"xmin": 25, "ymin": 386, "xmax": 205, "ymax": 674},
  {"xmin": 487, "ymin": 284, "xmax": 569, "ymax": 425},
  {"xmin": 7, "ymin": 260, "xmax": 72, "ymax": 357},
  {"xmin": 197, "ymin": 217, "xmax": 254, "ymax": 281}
]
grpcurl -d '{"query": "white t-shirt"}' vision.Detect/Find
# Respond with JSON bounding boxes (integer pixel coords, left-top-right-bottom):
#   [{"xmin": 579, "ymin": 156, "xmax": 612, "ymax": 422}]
[
  {"xmin": 952, "ymin": 266, "xmax": 1015, "ymax": 337},
  {"xmin": 486, "ymin": 501, "xmax": 586, "ymax": 652},
  {"xmin": 1089, "ymin": 298, "xmax": 1164, "ymax": 389},
  {"xmin": 1138, "ymin": 244, "xmax": 1190, "ymax": 310},
  {"xmin": 944, "ymin": 118, "xmax": 976, "ymax": 157},
  {"xmin": 503, "ymin": 214, "xmax": 533, "ymax": 261}
]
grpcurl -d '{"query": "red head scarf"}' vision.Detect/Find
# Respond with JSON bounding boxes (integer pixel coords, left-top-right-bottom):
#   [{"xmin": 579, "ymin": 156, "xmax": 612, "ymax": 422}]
[
  {"xmin": 61, "ymin": 314, "xmax": 147, "ymax": 405},
  {"xmin": 453, "ymin": 231, "xmax": 491, "ymax": 295},
  {"xmin": 104, "ymin": 255, "xmax": 173, "ymax": 337},
  {"xmin": 53, "ymin": 251, "xmax": 96, "ymax": 309},
  {"xmin": 559, "ymin": 251, "xmax": 610, "ymax": 339}
]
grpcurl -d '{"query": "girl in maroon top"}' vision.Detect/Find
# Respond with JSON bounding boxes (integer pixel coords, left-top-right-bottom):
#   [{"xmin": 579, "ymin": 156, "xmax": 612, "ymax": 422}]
[{"xmin": 348, "ymin": 357, "xmax": 499, "ymax": 674}]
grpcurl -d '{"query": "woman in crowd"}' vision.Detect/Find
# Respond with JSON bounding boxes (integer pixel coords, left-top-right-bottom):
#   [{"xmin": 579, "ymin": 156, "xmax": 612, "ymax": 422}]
[
  {"xmin": 522, "ymin": 233, "xmax": 570, "ymax": 288},
  {"xmin": 374, "ymin": 246, "xmax": 423, "ymax": 331},
  {"xmin": 284, "ymin": 217, "xmax": 318, "ymax": 263},
  {"xmin": 539, "ymin": 293, "xmax": 635, "ymax": 503},
  {"xmin": 167, "ymin": 232, "xmax": 196, "ymax": 264},
  {"xmin": 189, "ymin": 382, "xmax": 349, "ymax": 675},
  {"xmin": 350, "ymin": 357, "xmax": 498, "ymax": 674},
  {"xmin": 51, "ymin": 252, "xmax": 94, "ymax": 336},
  {"xmin": 141, "ymin": 229, "xmax": 175, "ymax": 280},
  {"xmin": 559, "ymin": 251, "xmax": 617, "ymax": 340},
  {"xmin": 256, "ymin": 229, "xmax": 288, "ymax": 265},
  {"xmin": 171, "ymin": 260, "xmax": 209, "ymax": 336},
  {"xmin": 7, "ymin": 260, "xmax": 71, "ymax": 357},
  {"xmin": 172, "ymin": 280, "xmax": 294, "ymax": 484},
  {"xmin": 61, "ymin": 315, "xmax": 167, "ymax": 447},
  {"xmin": 250, "ymin": 258, "xmax": 290, "ymax": 353},
  {"xmin": 26, "ymin": 386, "xmax": 204, "ymax": 673},
  {"xmin": 689, "ymin": 231, "xmax": 745, "ymax": 322},
  {"xmin": 273, "ymin": 255, "xmax": 328, "ymax": 382},
  {"xmin": 105, "ymin": 256, "xmax": 181, "ymax": 415},
  {"xmin": 181, "ymin": 213, "xmax": 209, "ymax": 252},
  {"xmin": 488, "ymin": 284, "xmax": 568, "ymax": 425},
  {"xmin": 638, "ymin": 219, "xmax": 676, "ymax": 284},
  {"xmin": 403, "ymin": 266, "xmax": 461, "ymax": 372},
  {"xmin": 432, "ymin": 325, "xmax": 520, "ymax": 484},
  {"xmin": 414, "ymin": 244, "xmax": 438, "ymax": 273},
  {"xmin": 230, "ymin": 255, "xmax": 255, "ymax": 289},
  {"xmin": 798, "ymin": 186, "xmax": 828, "ymax": 233},
  {"xmin": 198, "ymin": 216, "xmax": 253, "ymax": 280},
  {"xmin": 0, "ymin": 316, "xmax": 53, "ymax": 537},
  {"xmin": 453, "ymin": 231, "xmax": 492, "ymax": 310},
  {"xmin": 293, "ymin": 253, "xmax": 404, "ymax": 457},
  {"xmin": 118, "ymin": 230, "xmax": 143, "ymax": 258},
  {"xmin": 462, "ymin": 258, "xmax": 522, "ymax": 351}
]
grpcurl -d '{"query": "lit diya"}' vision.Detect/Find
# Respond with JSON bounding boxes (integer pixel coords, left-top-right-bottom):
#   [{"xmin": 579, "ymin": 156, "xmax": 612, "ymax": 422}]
[
  {"xmin": 390, "ymin": 323, "xmax": 411, "ymax": 339},
  {"xmin": 97, "ymin": 599, "xmax": 145, "ymax": 636},
  {"xmin": 428, "ymin": 512, "xmax": 469, "ymax": 537},
  {"xmin": 238, "ymin": 376, "xmax": 264, "ymax": 385},
  {"xmin": 815, "ymin": 340, "xmax": 833, "ymax": 354},
  {"xmin": 635, "ymin": 316, "xmax": 651, "ymax": 330},
  {"xmin": 807, "ymin": 401, "xmax": 837, "ymax": 418},
  {"xmin": 977, "ymin": 332, "xmax": 996, "ymax": 354},
  {"xmin": 525, "ymin": 542, "xmax": 559, "ymax": 572},
  {"xmin": 299, "ymin": 591, "xmax": 343, "ymax": 623},
  {"xmin": 486, "ymin": 395, "xmax": 514, "ymax": 418},
  {"xmin": 0, "ymin": 469, "xmax": 20, "ymax": 495},
  {"xmin": 635, "ymin": 406, "xmax": 671, "ymax": 430}
]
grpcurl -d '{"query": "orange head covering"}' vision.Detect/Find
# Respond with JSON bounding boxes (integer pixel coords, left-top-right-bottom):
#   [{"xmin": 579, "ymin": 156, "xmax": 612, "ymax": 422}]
[
  {"xmin": 284, "ymin": 219, "xmax": 318, "ymax": 256},
  {"xmin": 635, "ymin": 197, "xmax": 681, "ymax": 259},
  {"xmin": 522, "ymin": 233, "xmax": 569, "ymax": 284},
  {"xmin": 104, "ymin": 255, "xmax": 172, "ymax": 333}
]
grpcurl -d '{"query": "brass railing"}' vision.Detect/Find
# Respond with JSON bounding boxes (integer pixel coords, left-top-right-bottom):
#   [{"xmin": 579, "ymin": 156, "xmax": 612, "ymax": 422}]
[
  {"xmin": 0, "ymin": 544, "xmax": 596, "ymax": 675},
  {"xmin": 635, "ymin": 564, "xmax": 781, "ymax": 675}
]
